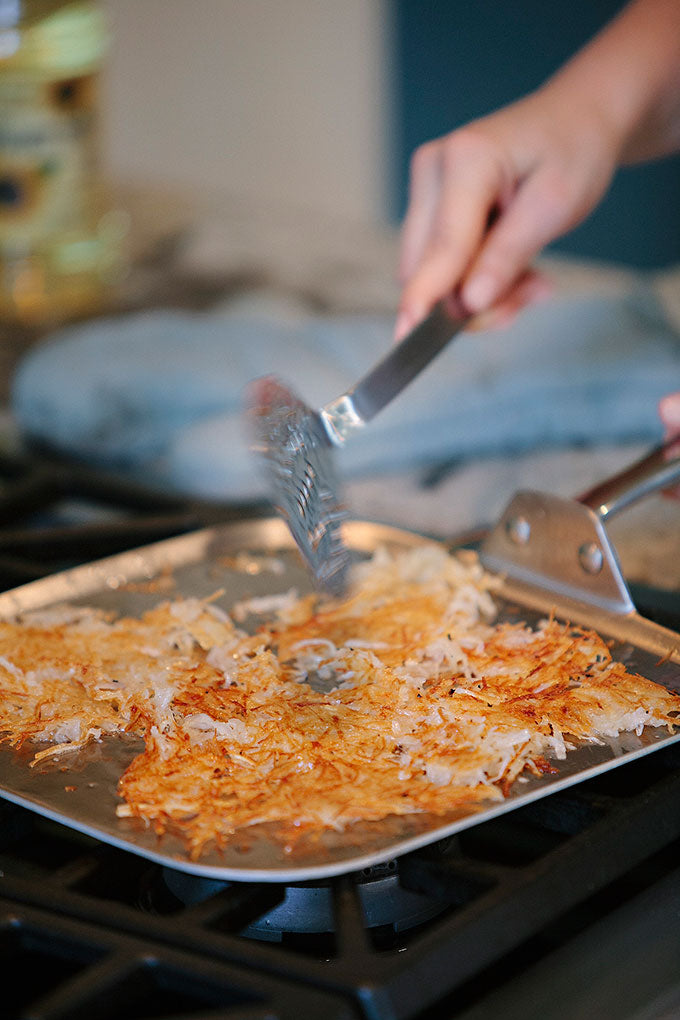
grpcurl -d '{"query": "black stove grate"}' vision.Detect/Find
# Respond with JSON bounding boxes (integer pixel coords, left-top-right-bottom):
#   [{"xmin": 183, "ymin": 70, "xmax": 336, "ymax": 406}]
[
  {"xmin": 0, "ymin": 451, "xmax": 678, "ymax": 1019},
  {"xmin": 2, "ymin": 746, "xmax": 679, "ymax": 1019},
  {"xmin": 0, "ymin": 444, "xmax": 267, "ymax": 589}
]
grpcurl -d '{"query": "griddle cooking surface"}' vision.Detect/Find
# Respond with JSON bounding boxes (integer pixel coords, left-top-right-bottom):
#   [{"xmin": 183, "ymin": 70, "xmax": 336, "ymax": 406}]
[{"xmin": 0, "ymin": 518, "xmax": 678, "ymax": 882}]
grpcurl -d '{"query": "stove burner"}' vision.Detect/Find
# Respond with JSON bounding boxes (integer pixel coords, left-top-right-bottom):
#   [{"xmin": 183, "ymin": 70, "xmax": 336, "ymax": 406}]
[{"xmin": 161, "ymin": 859, "xmax": 453, "ymax": 941}]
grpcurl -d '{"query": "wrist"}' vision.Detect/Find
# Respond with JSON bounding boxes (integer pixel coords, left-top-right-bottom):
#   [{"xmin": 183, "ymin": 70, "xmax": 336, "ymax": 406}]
[{"xmin": 545, "ymin": 0, "xmax": 680, "ymax": 166}]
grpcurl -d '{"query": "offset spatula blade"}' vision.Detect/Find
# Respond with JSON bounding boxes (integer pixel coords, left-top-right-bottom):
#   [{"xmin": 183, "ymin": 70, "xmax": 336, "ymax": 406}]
[
  {"xmin": 248, "ymin": 300, "xmax": 469, "ymax": 595},
  {"xmin": 247, "ymin": 376, "xmax": 350, "ymax": 595}
]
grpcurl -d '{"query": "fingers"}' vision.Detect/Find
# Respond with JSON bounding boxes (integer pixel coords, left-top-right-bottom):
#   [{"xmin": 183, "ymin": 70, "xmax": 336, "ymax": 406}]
[
  {"xmin": 659, "ymin": 392, "xmax": 680, "ymax": 437},
  {"xmin": 461, "ymin": 159, "xmax": 607, "ymax": 314},
  {"xmin": 460, "ymin": 178, "xmax": 563, "ymax": 313},
  {"xmin": 658, "ymin": 393, "xmax": 680, "ymax": 499},
  {"xmin": 396, "ymin": 90, "xmax": 618, "ymax": 338},
  {"xmin": 467, "ymin": 269, "xmax": 554, "ymax": 331},
  {"xmin": 398, "ymin": 141, "xmax": 442, "ymax": 285},
  {"xmin": 396, "ymin": 130, "xmax": 512, "ymax": 340}
]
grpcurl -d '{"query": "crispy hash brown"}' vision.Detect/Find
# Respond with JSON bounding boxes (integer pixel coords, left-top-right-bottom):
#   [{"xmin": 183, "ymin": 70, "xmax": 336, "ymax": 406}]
[{"xmin": 0, "ymin": 544, "xmax": 677, "ymax": 859}]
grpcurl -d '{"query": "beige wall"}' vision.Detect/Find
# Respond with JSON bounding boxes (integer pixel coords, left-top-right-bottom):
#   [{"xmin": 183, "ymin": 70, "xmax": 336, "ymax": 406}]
[{"xmin": 101, "ymin": 0, "xmax": 392, "ymax": 224}]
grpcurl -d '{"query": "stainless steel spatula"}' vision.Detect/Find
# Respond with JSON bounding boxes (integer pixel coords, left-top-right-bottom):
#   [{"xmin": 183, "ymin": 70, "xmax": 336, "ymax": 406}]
[{"xmin": 248, "ymin": 298, "xmax": 469, "ymax": 594}]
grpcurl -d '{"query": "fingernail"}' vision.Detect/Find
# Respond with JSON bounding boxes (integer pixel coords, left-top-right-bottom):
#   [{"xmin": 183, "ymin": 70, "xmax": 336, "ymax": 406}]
[
  {"xmin": 462, "ymin": 272, "xmax": 498, "ymax": 312},
  {"xmin": 394, "ymin": 309, "xmax": 414, "ymax": 341}
]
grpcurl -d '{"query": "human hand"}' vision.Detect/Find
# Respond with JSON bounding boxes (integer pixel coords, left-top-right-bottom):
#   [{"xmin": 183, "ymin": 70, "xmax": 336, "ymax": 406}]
[
  {"xmin": 395, "ymin": 83, "xmax": 620, "ymax": 339},
  {"xmin": 659, "ymin": 393, "xmax": 680, "ymax": 441},
  {"xmin": 658, "ymin": 393, "xmax": 680, "ymax": 498}
]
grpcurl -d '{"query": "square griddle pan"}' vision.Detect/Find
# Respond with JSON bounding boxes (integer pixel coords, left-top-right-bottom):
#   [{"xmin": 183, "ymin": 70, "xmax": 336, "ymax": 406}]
[{"xmin": 0, "ymin": 444, "xmax": 678, "ymax": 883}]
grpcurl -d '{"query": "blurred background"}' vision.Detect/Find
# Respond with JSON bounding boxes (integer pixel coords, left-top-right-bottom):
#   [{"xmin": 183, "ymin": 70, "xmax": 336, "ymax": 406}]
[
  {"xmin": 101, "ymin": 0, "xmax": 390, "ymax": 232},
  {"xmin": 101, "ymin": 0, "xmax": 680, "ymax": 267}
]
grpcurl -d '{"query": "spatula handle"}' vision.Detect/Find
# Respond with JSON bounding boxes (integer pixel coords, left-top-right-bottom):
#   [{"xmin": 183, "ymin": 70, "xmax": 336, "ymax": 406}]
[
  {"xmin": 352, "ymin": 297, "xmax": 469, "ymax": 421},
  {"xmin": 578, "ymin": 438, "xmax": 680, "ymax": 520},
  {"xmin": 321, "ymin": 298, "xmax": 469, "ymax": 444}
]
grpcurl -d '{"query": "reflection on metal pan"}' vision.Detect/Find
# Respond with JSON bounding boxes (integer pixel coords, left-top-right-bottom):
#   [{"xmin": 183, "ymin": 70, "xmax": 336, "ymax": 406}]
[{"xmin": 0, "ymin": 518, "xmax": 677, "ymax": 883}]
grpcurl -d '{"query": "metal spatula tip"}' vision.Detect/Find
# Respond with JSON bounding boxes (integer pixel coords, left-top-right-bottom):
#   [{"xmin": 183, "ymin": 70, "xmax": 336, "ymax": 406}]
[
  {"xmin": 247, "ymin": 375, "xmax": 351, "ymax": 596},
  {"xmin": 247, "ymin": 302, "xmax": 470, "ymax": 595}
]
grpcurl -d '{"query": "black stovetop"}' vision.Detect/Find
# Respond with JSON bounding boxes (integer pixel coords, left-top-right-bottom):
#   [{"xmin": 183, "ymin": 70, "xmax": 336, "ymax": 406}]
[{"xmin": 0, "ymin": 448, "xmax": 679, "ymax": 1020}]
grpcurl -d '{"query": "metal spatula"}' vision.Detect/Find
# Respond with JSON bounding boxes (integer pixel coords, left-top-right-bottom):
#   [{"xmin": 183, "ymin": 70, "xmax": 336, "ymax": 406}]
[{"xmin": 248, "ymin": 297, "xmax": 469, "ymax": 595}]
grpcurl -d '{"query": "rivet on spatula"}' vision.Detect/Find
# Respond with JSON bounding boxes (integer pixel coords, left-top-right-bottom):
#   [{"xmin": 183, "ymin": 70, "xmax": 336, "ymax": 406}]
[{"xmin": 579, "ymin": 542, "xmax": 604, "ymax": 574}]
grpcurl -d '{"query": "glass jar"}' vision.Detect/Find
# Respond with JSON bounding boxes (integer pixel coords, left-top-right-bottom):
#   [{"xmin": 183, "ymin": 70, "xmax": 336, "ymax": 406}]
[{"xmin": 0, "ymin": 0, "xmax": 127, "ymax": 326}]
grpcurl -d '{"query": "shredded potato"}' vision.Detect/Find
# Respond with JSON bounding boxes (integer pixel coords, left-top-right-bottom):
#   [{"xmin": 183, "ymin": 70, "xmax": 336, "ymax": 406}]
[{"xmin": 0, "ymin": 544, "xmax": 677, "ymax": 859}]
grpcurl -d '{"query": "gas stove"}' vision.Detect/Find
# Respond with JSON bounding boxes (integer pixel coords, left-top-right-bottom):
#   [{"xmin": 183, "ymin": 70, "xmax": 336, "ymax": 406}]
[{"xmin": 0, "ymin": 446, "xmax": 679, "ymax": 1020}]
